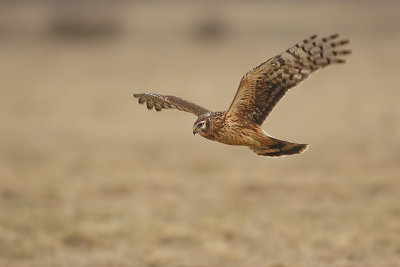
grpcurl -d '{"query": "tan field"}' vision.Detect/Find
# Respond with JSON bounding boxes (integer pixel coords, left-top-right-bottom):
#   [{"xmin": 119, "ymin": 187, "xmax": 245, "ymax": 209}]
[{"xmin": 0, "ymin": 1, "xmax": 400, "ymax": 266}]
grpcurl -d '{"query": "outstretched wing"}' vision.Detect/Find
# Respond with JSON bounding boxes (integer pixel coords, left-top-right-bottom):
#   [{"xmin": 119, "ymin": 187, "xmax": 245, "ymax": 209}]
[
  {"xmin": 227, "ymin": 33, "xmax": 351, "ymax": 125},
  {"xmin": 133, "ymin": 92, "xmax": 210, "ymax": 117}
]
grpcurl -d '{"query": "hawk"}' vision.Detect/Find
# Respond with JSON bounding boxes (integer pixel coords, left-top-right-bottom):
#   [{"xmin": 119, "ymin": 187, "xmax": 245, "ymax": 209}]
[{"xmin": 133, "ymin": 34, "xmax": 351, "ymax": 156}]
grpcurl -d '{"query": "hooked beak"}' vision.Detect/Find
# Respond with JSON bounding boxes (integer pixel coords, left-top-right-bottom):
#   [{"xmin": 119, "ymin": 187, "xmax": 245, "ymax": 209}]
[{"xmin": 193, "ymin": 126, "xmax": 198, "ymax": 135}]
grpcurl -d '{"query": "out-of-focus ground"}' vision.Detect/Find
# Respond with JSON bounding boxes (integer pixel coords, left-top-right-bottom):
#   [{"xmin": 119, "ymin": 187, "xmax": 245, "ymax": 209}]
[{"xmin": 0, "ymin": 1, "xmax": 400, "ymax": 266}]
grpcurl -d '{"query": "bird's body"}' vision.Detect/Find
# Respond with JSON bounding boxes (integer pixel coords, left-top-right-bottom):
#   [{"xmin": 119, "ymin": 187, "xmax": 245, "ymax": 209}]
[
  {"xmin": 194, "ymin": 111, "xmax": 257, "ymax": 146},
  {"xmin": 133, "ymin": 34, "xmax": 351, "ymax": 157},
  {"xmin": 192, "ymin": 111, "xmax": 307, "ymax": 156}
]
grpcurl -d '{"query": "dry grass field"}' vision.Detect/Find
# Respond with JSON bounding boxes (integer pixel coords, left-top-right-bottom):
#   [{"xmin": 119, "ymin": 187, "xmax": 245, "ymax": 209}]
[{"xmin": 0, "ymin": 1, "xmax": 400, "ymax": 266}]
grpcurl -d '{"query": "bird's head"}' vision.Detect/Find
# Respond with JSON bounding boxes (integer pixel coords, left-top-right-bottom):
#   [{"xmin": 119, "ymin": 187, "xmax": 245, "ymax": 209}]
[{"xmin": 193, "ymin": 114, "xmax": 211, "ymax": 136}]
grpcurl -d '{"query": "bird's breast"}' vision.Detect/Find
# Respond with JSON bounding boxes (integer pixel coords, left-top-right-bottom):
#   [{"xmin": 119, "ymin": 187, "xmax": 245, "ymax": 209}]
[{"xmin": 208, "ymin": 120, "xmax": 259, "ymax": 146}]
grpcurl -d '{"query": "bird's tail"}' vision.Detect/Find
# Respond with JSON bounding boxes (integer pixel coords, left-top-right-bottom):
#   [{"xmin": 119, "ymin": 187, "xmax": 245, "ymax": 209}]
[{"xmin": 250, "ymin": 136, "xmax": 309, "ymax": 157}]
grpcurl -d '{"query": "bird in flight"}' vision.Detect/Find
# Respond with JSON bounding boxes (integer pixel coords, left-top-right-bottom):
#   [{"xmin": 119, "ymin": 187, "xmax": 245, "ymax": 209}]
[{"xmin": 133, "ymin": 34, "xmax": 351, "ymax": 156}]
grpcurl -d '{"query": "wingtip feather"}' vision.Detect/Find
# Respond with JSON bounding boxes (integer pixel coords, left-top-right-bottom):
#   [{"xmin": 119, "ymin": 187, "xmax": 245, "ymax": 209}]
[
  {"xmin": 132, "ymin": 92, "xmax": 142, "ymax": 98},
  {"xmin": 330, "ymin": 33, "xmax": 339, "ymax": 39}
]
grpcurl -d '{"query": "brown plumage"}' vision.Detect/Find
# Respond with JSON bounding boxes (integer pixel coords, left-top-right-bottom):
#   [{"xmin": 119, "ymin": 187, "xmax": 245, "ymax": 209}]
[{"xmin": 133, "ymin": 34, "xmax": 351, "ymax": 157}]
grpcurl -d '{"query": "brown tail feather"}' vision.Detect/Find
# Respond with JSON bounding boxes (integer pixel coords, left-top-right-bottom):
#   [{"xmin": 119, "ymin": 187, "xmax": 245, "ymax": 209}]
[{"xmin": 250, "ymin": 137, "xmax": 309, "ymax": 157}]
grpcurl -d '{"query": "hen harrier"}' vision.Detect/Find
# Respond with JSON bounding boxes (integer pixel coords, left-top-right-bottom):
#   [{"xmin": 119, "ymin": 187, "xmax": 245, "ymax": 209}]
[{"xmin": 133, "ymin": 34, "xmax": 351, "ymax": 156}]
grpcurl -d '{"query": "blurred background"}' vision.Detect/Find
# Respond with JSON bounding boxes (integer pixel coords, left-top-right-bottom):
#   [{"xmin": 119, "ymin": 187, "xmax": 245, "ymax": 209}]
[{"xmin": 0, "ymin": 1, "xmax": 399, "ymax": 266}]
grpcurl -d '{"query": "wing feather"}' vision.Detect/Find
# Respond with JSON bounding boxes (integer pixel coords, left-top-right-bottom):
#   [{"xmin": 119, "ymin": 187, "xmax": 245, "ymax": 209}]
[
  {"xmin": 227, "ymin": 33, "xmax": 351, "ymax": 125},
  {"xmin": 133, "ymin": 92, "xmax": 210, "ymax": 117}
]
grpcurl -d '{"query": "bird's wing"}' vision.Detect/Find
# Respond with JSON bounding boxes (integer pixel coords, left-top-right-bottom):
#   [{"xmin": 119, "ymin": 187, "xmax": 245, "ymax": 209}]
[
  {"xmin": 227, "ymin": 33, "xmax": 351, "ymax": 125},
  {"xmin": 133, "ymin": 92, "xmax": 210, "ymax": 117}
]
